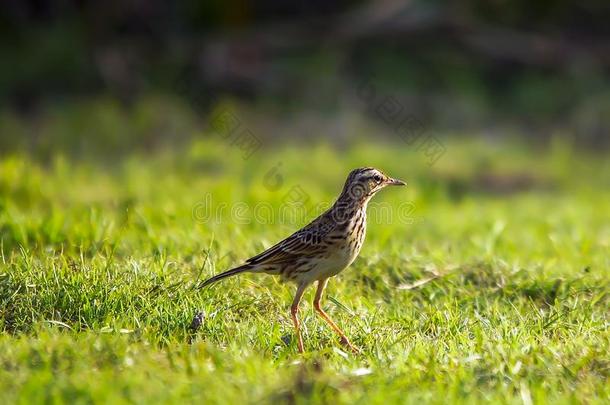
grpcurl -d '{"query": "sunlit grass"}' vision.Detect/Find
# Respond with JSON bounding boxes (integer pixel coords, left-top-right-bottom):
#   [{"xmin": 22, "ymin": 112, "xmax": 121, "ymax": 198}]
[{"xmin": 1, "ymin": 138, "xmax": 609, "ymax": 403}]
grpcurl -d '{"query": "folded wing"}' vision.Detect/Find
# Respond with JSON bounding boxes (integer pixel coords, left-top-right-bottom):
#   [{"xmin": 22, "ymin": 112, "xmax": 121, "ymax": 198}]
[{"xmin": 246, "ymin": 213, "xmax": 336, "ymax": 266}]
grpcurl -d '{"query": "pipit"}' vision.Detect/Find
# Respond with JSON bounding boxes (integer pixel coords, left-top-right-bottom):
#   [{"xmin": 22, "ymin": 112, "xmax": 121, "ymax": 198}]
[{"xmin": 196, "ymin": 167, "xmax": 406, "ymax": 353}]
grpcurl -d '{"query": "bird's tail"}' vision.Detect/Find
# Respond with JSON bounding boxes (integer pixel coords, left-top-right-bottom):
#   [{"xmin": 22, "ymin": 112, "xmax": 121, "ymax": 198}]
[{"xmin": 198, "ymin": 264, "xmax": 253, "ymax": 289}]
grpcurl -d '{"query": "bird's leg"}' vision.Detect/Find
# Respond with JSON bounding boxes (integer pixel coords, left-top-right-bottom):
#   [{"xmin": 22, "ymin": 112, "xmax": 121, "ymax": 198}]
[
  {"xmin": 291, "ymin": 283, "xmax": 308, "ymax": 353},
  {"xmin": 313, "ymin": 278, "xmax": 360, "ymax": 353}
]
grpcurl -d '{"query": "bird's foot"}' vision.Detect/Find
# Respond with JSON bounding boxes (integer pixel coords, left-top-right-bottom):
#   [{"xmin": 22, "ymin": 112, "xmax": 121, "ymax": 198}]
[{"xmin": 339, "ymin": 336, "xmax": 361, "ymax": 354}]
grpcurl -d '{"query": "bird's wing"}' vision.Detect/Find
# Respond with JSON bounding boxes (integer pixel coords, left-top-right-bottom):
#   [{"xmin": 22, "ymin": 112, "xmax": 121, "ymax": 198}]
[{"xmin": 245, "ymin": 213, "xmax": 336, "ymax": 266}]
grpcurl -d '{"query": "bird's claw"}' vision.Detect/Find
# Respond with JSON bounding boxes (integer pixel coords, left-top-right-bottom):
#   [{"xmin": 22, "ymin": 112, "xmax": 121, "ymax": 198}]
[{"xmin": 340, "ymin": 336, "xmax": 361, "ymax": 354}]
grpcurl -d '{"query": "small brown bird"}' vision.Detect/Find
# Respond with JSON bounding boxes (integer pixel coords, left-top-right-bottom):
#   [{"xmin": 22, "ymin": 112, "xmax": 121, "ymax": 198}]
[{"xmin": 197, "ymin": 167, "xmax": 406, "ymax": 353}]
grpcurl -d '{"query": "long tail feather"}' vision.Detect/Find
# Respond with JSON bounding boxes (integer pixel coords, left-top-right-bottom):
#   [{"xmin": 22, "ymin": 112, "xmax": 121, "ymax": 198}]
[{"xmin": 198, "ymin": 264, "xmax": 253, "ymax": 289}]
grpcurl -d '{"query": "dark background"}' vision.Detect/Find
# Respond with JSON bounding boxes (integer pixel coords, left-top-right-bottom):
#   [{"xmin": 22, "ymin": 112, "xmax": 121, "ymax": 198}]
[{"xmin": 1, "ymin": 0, "xmax": 609, "ymax": 157}]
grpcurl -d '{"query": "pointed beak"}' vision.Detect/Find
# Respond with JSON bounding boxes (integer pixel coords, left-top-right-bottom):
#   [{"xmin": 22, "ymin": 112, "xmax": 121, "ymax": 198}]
[{"xmin": 387, "ymin": 178, "xmax": 406, "ymax": 186}]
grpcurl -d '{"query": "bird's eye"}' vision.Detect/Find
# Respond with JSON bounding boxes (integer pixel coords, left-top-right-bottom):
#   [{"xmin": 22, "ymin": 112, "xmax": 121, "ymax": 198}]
[{"xmin": 373, "ymin": 175, "xmax": 382, "ymax": 182}]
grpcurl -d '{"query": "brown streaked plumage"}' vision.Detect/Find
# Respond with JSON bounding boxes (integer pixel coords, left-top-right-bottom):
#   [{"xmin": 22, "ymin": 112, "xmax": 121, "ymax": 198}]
[{"xmin": 196, "ymin": 167, "xmax": 406, "ymax": 353}]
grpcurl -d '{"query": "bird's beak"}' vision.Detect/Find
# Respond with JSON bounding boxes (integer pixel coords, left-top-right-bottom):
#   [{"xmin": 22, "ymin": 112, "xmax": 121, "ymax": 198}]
[{"xmin": 387, "ymin": 178, "xmax": 406, "ymax": 186}]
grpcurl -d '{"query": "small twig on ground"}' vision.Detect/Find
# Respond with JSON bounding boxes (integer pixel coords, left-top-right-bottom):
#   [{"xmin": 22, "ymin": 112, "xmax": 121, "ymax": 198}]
[
  {"xmin": 397, "ymin": 274, "xmax": 441, "ymax": 290},
  {"xmin": 396, "ymin": 265, "xmax": 455, "ymax": 290}
]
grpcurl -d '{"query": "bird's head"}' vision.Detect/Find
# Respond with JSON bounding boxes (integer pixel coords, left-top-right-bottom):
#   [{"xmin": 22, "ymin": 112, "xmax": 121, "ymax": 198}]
[{"xmin": 340, "ymin": 167, "xmax": 406, "ymax": 203}]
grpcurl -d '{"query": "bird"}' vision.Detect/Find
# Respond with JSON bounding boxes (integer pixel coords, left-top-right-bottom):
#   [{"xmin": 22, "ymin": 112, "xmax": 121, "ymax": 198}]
[{"xmin": 196, "ymin": 167, "xmax": 406, "ymax": 353}]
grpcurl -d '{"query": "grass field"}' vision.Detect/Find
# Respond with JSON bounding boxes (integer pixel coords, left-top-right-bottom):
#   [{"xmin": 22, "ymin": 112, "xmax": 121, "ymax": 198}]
[{"xmin": 1, "ymin": 137, "xmax": 609, "ymax": 403}]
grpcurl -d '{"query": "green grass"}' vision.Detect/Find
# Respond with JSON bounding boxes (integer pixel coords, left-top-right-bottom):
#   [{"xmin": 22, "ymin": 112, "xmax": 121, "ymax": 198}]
[{"xmin": 1, "ymin": 137, "xmax": 609, "ymax": 403}]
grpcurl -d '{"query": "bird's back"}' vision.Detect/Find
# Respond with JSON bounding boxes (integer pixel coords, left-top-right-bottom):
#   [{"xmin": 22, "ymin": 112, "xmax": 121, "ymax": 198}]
[{"xmin": 244, "ymin": 203, "xmax": 367, "ymax": 283}]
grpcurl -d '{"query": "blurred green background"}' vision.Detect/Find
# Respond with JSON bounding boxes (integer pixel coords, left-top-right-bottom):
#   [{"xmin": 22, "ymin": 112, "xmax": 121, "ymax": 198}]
[{"xmin": 1, "ymin": 0, "xmax": 609, "ymax": 157}]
